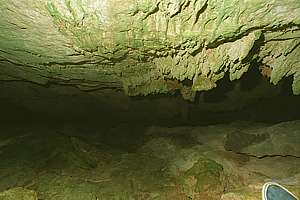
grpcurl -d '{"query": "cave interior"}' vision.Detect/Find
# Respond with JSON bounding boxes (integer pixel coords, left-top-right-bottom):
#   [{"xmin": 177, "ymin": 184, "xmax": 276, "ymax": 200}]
[{"xmin": 1, "ymin": 0, "xmax": 300, "ymax": 199}]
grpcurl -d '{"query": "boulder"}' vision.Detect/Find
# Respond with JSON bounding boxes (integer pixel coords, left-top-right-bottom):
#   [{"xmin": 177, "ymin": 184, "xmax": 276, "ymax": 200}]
[{"xmin": 225, "ymin": 120, "xmax": 300, "ymax": 157}]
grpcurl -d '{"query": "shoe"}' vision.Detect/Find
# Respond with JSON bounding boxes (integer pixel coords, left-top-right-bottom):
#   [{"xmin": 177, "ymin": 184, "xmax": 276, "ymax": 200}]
[{"xmin": 262, "ymin": 182, "xmax": 299, "ymax": 200}]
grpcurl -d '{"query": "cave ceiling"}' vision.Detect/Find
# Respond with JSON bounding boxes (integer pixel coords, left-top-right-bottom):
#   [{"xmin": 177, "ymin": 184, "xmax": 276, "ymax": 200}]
[{"xmin": 0, "ymin": 0, "xmax": 299, "ymax": 100}]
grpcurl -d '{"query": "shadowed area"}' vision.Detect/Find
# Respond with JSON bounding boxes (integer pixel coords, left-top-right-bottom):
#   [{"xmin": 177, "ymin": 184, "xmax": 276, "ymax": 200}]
[{"xmin": 0, "ymin": 79, "xmax": 300, "ymax": 200}]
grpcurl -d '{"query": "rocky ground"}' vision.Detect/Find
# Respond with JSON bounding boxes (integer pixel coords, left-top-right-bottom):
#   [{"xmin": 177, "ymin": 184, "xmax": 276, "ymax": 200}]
[{"xmin": 0, "ymin": 120, "xmax": 299, "ymax": 200}]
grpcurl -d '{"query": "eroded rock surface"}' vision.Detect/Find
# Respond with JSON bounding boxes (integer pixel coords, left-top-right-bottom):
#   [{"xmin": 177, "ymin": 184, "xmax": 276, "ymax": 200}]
[
  {"xmin": 0, "ymin": 187, "xmax": 38, "ymax": 200},
  {"xmin": 0, "ymin": 0, "xmax": 299, "ymax": 99},
  {"xmin": 0, "ymin": 120, "xmax": 299, "ymax": 199},
  {"xmin": 225, "ymin": 120, "xmax": 300, "ymax": 157}
]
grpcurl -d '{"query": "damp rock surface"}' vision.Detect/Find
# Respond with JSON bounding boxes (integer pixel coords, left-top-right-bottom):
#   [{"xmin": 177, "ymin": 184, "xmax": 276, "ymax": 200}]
[
  {"xmin": 224, "ymin": 130, "xmax": 269, "ymax": 152},
  {"xmin": 225, "ymin": 120, "xmax": 300, "ymax": 157},
  {"xmin": 0, "ymin": 0, "xmax": 299, "ymax": 98},
  {"xmin": 0, "ymin": 187, "xmax": 38, "ymax": 200},
  {"xmin": 0, "ymin": 120, "xmax": 300, "ymax": 199}
]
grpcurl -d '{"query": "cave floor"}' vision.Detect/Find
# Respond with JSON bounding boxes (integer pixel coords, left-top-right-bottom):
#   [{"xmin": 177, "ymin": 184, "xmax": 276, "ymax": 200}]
[{"xmin": 0, "ymin": 120, "xmax": 299, "ymax": 200}]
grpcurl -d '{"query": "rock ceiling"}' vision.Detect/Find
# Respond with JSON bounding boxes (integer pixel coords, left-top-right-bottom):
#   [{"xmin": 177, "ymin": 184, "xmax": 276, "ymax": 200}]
[{"xmin": 0, "ymin": 0, "xmax": 299, "ymax": 100}]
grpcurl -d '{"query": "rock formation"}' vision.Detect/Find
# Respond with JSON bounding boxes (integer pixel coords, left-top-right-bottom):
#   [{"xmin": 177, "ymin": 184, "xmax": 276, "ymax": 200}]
[{"xmin": 1, "ymin": 0, "xmax": 299, "ymax": 100}]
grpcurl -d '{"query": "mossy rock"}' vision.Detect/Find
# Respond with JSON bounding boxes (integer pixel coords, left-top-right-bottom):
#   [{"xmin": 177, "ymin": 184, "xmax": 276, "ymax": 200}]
[
  {"xmin": 0, "ymin": 187, "xmax": 37, "ymax": 200},
  {"xmin": 181, "ymin": 158, "xmax": 225, "ymax": 199}
]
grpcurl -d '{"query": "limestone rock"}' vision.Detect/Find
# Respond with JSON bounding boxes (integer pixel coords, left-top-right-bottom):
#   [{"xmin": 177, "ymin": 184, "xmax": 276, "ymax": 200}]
[
  {"xmin": 0, "ymin": 120, "xmax": 300, "ymax": 200},
  {"xmin": 224, "ymin": 120, "xmax": 300, "ymax": 157},
  {"xmin": 224, "ymin": 131, "xmax": 269, "ymax": 152},
  {"xmin": 234, "ymin": 120, "xmax": 300, "ymax": 157},
  {"xmin": 0, "ymin": 0, "xmax": 299, "ymax": 99},
  {"xmin": 0, "ymin": 187, "xmax": 38, "ymax": 200}
]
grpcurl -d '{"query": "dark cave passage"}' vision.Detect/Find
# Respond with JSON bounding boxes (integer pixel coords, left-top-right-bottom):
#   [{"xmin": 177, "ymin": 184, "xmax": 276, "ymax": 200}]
[
  {"xmin": 2, "ymin": 48, "xmax": 300, "ymax": 200},
  {"xmin": 0, "ymin": 76, "xmax": 300, "ymax": 200},
  {"xmin": 1, "ymin": 66, "xmax": 300, "ymax": 126}
]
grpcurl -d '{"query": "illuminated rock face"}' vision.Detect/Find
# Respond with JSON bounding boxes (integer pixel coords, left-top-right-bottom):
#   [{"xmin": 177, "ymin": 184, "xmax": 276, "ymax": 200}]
[
  {"xmin": 0, "ymin": 0, "xmax": 300, "ymax": 100},
  {"xmin": 0, "ymin": 187, "xmax": 37, "ymax": 200}
]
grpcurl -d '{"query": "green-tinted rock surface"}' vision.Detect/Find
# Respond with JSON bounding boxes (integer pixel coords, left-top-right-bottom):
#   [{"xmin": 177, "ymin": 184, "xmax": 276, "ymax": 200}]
[
  {"xmin": 1, "ymin": 120, "xmax": 300, "ymax": 199},
  {"xmin": 0, "ymin": 187, "xmax": 37, "ymax": 200},
  {"xmin": 0, "ymin": 0, "xmax": 299, "ymax": 99},
  {"xmin": 236, "ymin": 120, "xmax": 300, "ymax": 157}
]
